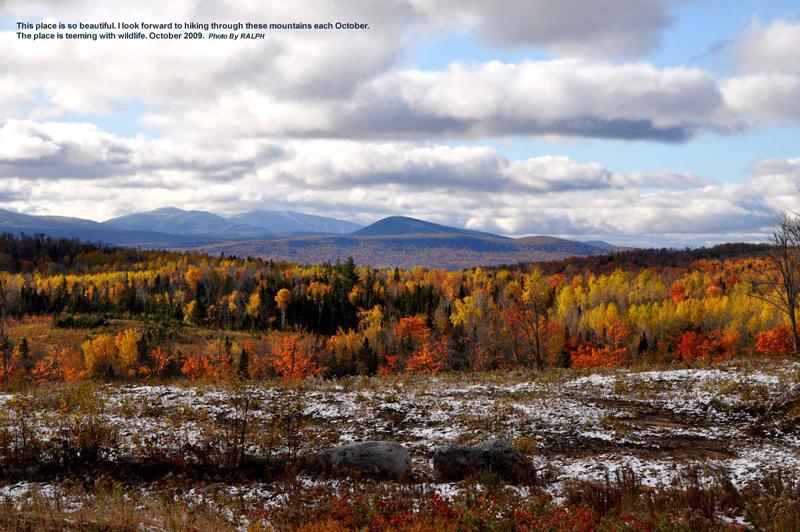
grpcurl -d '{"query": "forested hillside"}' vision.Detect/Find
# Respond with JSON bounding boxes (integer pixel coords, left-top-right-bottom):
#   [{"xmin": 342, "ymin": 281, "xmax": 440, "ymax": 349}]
[
  {"xmin": 0, "ymin": 233, "xmax": 793, "ymax": 384},
  {"xmin": 193, "ymin": 233, "xmax": 609, "ymax": 270}
]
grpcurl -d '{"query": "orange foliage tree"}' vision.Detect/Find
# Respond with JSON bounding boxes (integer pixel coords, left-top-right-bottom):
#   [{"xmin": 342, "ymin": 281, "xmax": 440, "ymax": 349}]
[
  {"xmin": 204, "ymin": 338, "xmax": 233, "ymax": 379},
  {"xmin": 677, "ymin": 329, "xmax": 740, "ymax": 362},
  {"xmin": 755, "ymin": 325, "xmax": 797, "ymax": 356},
  {"xmin": 669, "ymin": 282, "xmax": 687, "ymax": 304},
  {"xmin": 406, "ymin": 339, "xmax": 448, "ymax": 375},
  {"xmin": 571, "ymin": 343, "xmax": 628, "ymax": 369},
  {"xmin": 385, "ymin": 316, "xmax": 431, "ymax": 374},
  {"xmin": 270, "ymin": 332, "xmax": 324, "ymax": 380},
  {"xmin": 139, "ymin": 346, "xmax": 174, "ymax": 380},
  {"xmin": 571, "ymin": 315, "xmax": 631, "ymax": 368},
  {"xmin": 181, "ymin": 354, "xmax": 214, "ymax": 381},
  {"xmin": 395, "ymin": 316, "xmax": 431, "ymax": 345},
  {"xmin": 180, "ymin": 338, "xmax": 233, "ymax": 381},
  {"xmin": 32, "ymin": 348, "xmax": 87, "ymax": 382}
]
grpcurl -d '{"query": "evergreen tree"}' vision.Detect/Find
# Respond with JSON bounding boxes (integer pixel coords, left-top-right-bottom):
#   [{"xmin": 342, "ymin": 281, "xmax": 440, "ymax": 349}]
[
  {"xmin": 357, "ymin": 337, "xmax": 378, "ymax": 376},
  {"xmin": 557, "ymin": 329, "xmax": 572, "ymax": 369},
  {"xmin": 636, "ymin": 333, "xmax": 649, "ymax": 357},
  {"xmin": 235, "ymin": 343, "xmax": 250, "ymax": 379}
]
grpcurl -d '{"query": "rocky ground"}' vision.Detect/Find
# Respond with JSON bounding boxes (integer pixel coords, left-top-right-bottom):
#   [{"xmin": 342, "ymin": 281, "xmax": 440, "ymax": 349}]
[{"xmin": 2, "ymin": 359, "xmax": 800, "ymax": 529}]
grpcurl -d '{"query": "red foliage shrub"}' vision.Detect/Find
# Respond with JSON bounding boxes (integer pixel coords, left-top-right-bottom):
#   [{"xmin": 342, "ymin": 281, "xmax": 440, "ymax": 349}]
[
  {"xmin": 677, "ymin": 329, "xmax": 740, "ymax": 362},
  {"xmin": 669, "ymin": 282, "xmax": 687, "ymax": 304},
  {"xmin": 395, "ymin": 316, "xmax": 431, "ymax": 345},
  {"xmin": 31, "ymin": 348, "xmax": 86, "ymax": 383},
  {"xmin": 755, "ymin": 325, "xmax": 798, "ymax": 355},
  {"xmin": 406, "ymin": 339, "xmax": 448, "ymax": 375},
  {"xmin": 181, "ymin": 354, "xmax": 214, "ymax": 381},
  {"xmin": 270, "ymin": 332, "xmax": 324, "ymax": 380},
  {"xmin": 138, "ymin": 346, "xmax": 174, "ymax": 380},
  {"xmin": 571, "ymin": 343, "xmax": 628, "ymax": 369}
]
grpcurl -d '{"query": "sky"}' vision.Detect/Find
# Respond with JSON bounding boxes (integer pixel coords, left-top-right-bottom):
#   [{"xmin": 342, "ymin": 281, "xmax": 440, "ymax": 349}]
[{"xmin": 1, "ymin": 0, "xmax": 800, "ymax": 247}]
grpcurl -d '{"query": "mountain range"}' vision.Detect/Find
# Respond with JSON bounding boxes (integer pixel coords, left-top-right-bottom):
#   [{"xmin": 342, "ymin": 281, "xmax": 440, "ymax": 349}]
[
  {"xmin": 0, "ymin": 207, "xmax": 618, "ymax": 269},
  {"xmin": 103, "ymin": 207, "xmax": 362, "ymax": 238}
]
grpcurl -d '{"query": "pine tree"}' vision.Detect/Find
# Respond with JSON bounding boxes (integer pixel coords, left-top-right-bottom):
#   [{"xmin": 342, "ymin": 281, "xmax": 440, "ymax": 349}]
[
  {"xmin": 636, "ymin": 333, "xmax": 649, "ymax": 357},
  {"xmin": 236, "ymin": 343, "xmax": 250, "ymax": 379},
  {"xmin": 357, "ymin": 337, "xmax": 378, "ymax": 376},
  {"xmin": 556, "ymin": 329, "xmax": 572, "ymax": 368}
]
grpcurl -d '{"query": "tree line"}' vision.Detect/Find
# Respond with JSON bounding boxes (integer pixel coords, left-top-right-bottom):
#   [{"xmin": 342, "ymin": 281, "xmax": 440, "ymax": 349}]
[{"xmin": 0, "ymin": 231, "xmax": 796, "ymax": 384}]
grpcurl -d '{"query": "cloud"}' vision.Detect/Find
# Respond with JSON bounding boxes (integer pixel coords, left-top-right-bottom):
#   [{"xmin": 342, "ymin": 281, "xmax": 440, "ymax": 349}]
[
  {"xmin": 1, "ymin": 1, "xmax": 778, "ymax": 143},
  {"xmin": 709, "ymin": 17, "xmax": 800, "ymax": 125},
  {"xmin": 0, "ymin": 120, "xmax": 61, "ymax": 160},
  {"xmin": 721, "ymin": 73, "xmax": 800, "ymax": 123},
  {"xmin": 140, "ymin": 59, "xmax": 738, "ymax": 142},
  {"xmin": 0, "ymin": 121, "xmax": 714, "ymax": 198},
  {"xmin": 617, "ymin": 169, "xmax": 711, "ymax": 189},
  {"xmin": 0, "ymin": 120, "xmax": 783, "ymax": 246},
  {"xmin": 0, "ymin": 119, "xmax": 284, "ymax": 181},
  {"xmin": 410, "ymin": 0, "xmax": 678, "ymax": 58},
  {"xmin": 746, "ymin": 157, "xmax": 800, "ymax": 211},
  {"xmin": 739, "ymin": 17, "xmax": 800, "ymax": 74},
  {"xmin": 261, "ymin": 141, "xmax": 714, "ymax": 195}
]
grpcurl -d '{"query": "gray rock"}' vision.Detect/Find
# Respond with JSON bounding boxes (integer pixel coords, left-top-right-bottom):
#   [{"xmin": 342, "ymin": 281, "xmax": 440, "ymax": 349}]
[
  {"xmin": 312, "ymin": 441, "xmax": 412, "ymax": 478},
  {"xmin": 433, "ymin": 438, "xmax": 535, "ymax": 483}
]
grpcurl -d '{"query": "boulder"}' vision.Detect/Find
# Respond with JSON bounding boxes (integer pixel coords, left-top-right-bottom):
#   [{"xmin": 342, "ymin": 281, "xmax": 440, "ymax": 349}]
[
  {"xmin": 312, "ymin": 441, "xmax": 412, "ymax": 478},
  {"xmin": 433, "ymin": 438, "xmax": 535, "ymax": 483}
]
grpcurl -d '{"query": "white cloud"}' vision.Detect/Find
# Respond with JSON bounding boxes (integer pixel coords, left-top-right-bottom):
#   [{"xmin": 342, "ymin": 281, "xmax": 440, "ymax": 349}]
[
  {"xmin": 0, "ymin": 120, "xmax": 61, "ymax": 160},
  {"xmin": 739, "ymin": 17, "xmax": 800, "ymax": 74},
  {"xmin": 140, "ymin": 59, "xmax": 737, "ymax": 142},
  {"xmin": 410, "ymin": 0, "xmax": 678, "ymax": 58},
  {"xmin": 722, "ymin": 73, "xmax": 800, "ymax": 123},
  {"xmin": 1, "ymin": 0, "xmax": 781, "ymax": 143},
  {"xmin": 0, "ymin": 119, "xmax": 282, "ymax": 181},
  {"xmin": 0, "ymin": 120, "xmax": 787, "ymax": 246}
]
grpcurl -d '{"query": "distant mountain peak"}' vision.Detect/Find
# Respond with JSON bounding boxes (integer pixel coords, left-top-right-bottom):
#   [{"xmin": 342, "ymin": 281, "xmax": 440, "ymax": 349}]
[
  {"xmin": 582, "ymin": 240, "xmax": 617, "ymax": 248},
  {"xmin": 354, "ymin": 216, "xmax": 506, "ymax": 239},
  {"xmin": 231, "ymin": 209, "xmax": 362, "ymax": 234},
  {"xmin": 103, "ymin": 207, "xmax": 270, "ymax": 239}
]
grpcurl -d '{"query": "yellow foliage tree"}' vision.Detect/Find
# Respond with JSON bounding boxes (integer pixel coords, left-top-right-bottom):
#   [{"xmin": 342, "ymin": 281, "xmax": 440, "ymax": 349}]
[
  {"xmin": 115, "ymin": 328, "xmax": 142, "ymax": 377},
  {"xmin": 246, "ymin": 292, "xmax": 261, "ymax": 321},
  {"xmin": 82, "ymin": 334, "xmax": 118, "ymax": 380},
  {"xmin": 275, "ymin": 288, "xmax": 292, "ymax": 330}
]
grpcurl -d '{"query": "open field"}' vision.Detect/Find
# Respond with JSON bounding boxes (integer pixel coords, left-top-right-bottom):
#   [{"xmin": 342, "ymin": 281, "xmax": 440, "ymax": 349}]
[{"xmin": 2, "ymin": 359, "xmax": 800, "ymax": 530}]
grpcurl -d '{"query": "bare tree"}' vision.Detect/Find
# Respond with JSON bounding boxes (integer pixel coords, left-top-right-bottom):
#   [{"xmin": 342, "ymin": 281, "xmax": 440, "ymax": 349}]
[{"xmin": 754, "ymin": 211, "xmax": 800, "ymax": 354}]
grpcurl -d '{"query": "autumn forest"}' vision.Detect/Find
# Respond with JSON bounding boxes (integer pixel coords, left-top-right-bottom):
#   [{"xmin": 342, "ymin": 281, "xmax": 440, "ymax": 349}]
[{"xmin": 0, "ymin": 232, "xmax": 794, "ymax": 388}]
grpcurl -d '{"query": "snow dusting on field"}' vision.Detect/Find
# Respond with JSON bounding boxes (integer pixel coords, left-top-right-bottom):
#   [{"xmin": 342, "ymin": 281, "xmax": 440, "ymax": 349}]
[{"xmin": 2, "ymin": 359, "xmax": 800, "ymax": 528}]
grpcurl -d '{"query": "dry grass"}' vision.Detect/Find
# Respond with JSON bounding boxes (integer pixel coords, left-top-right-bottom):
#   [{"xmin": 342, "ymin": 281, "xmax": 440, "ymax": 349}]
[{"xmin": 1, "ymin": 359, "xmax": 800, "ymax": 530}]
